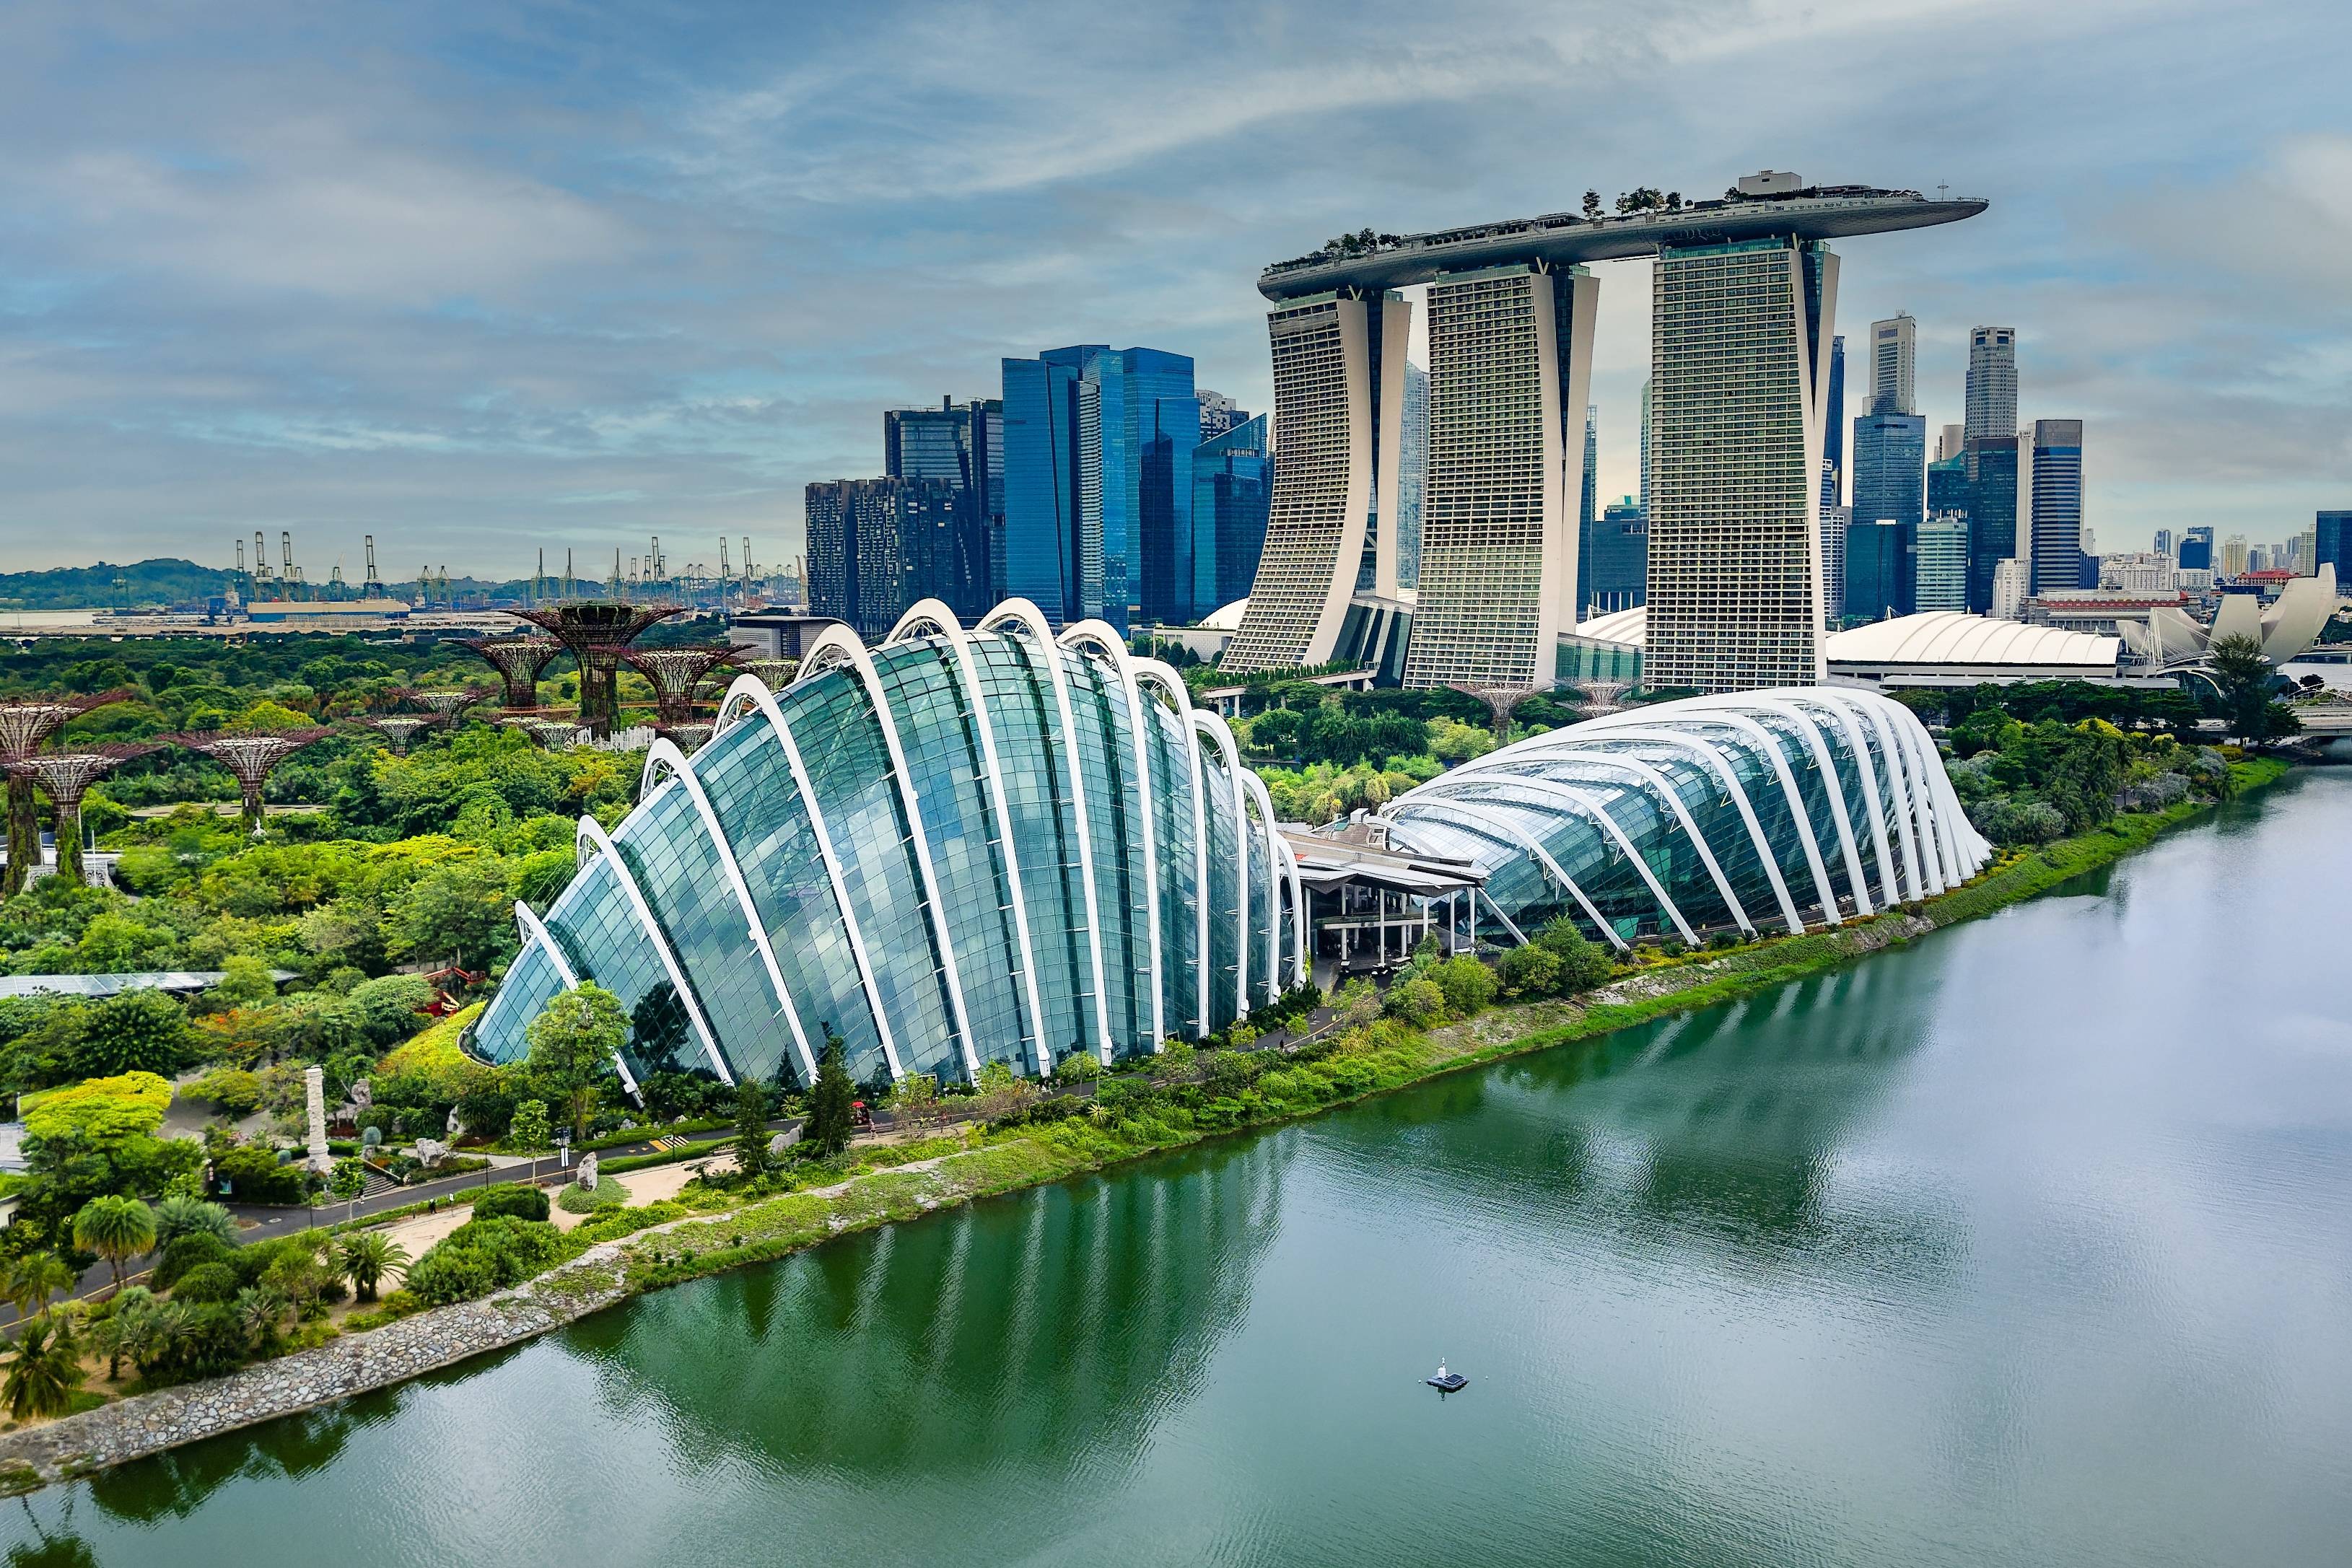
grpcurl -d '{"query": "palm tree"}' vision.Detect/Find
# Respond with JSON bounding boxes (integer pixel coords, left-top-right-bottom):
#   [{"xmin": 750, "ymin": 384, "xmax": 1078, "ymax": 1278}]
[
  {"xmin": 233, "ymin": 1286, "xmax": 289, "ymax": 1352},
  {"xmin": 1, "ymin": 1315, "xmax": 83, "ymax": 1420},
  {"xmin": 1, "ymin": 1253, "xmax": 76, "ymax": 1320},
  {"xmin": 333, "ymin": 1232, "xmax": 409, "ymax": 1303},
  {"xmin": 71, "ymin": 1196, "xmax": 158, "ymax": 1297},
  {"xmin": 151, "ymin": 1196, "xmax": 235, "ymax": 1249}
]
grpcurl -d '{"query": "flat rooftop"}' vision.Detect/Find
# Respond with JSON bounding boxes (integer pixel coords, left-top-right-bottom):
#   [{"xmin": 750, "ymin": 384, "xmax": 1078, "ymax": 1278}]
[{"xmin": 1259, "ymin": 185, "xmax": 1986, "ymax": 301}]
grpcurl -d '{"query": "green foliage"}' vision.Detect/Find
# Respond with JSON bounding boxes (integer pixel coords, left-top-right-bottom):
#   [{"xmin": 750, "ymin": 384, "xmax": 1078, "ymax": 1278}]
[
  {"xmin": 207, "ymin": 1142, "xmax": 307, "ymax": 1205},
  {"xmin": 732, "ymin": 1077, "xmax": 773, "ymax": 1179},
  {"xmin": 557, "ymin": 1179, "xmax": 626, "ymax": 1214},
  {"xmin": 525, "ymin": 983, "xmax": 625, "ymax": 1142},
  {"xmin": 1, "ymin": 1314, "xmax": 83, "ymax": 1419},
  {"xmin": 152, "ymin": 1195, "xmax": 235, "ymax": 1248},
  {"xmin": 153, "ymin": 1230, "xmax": 235, "ymax": 1290},
  {"xmin": 0, "ymin": 1253, "xmax": 75, "ymax": 1320},
  {"xmin": 185, "ymin": 1067, "xmax": 261, "ymax": 1115},
  {"xmin": 507, "ymin": 1098, "xmax": 551, "ymax": 1152},
  {"xmin": 805, "ymin": 1029, "xmax": 856, "ymax": 1157},
  {"xmin": 334, "ymin": 1230, "xmax": 408, "ymax": 1302},
  {"xmin": 169, "ymin": 1261, "xmax": 240, "ymax": 1304},
  {"xmin": 22, "ymin": 1072, "xmax": 173, "ymax": 1144},
  {"xmin": 1384, "ymin": 978, "xmax": 1446, "ymax": 1028},
  {"xmin": 406, "ymin": 1215, "xmax": 563, "ymax": 1305},
  {"xmin": 72, "ymin": 1193, "xmax": 157, "ymax": 1292},
  {"xmin": 2206, "ymin": 633, "xmax": 2286, "ymax": 742},
  {"xmin": 1534, "ymin": 917, "xmax": 1614, "ymax": 992},
  {"xmin": 471, "ymin": 1183, "xmax": 551, "ymax": 1224},
  {"xmin": 1431, "ymin": 956, "xmax": 1498, "ymax": 1017},
  {"xmin": 1495, "ymin": 943, "xmax": 1562, "ymax": 997}
]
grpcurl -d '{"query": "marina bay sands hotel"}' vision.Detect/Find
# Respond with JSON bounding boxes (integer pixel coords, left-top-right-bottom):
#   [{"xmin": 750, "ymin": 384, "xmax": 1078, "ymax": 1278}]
[{"xmin": 1221, "ymin": 174, "xmax": 1986, "ymax": 692}]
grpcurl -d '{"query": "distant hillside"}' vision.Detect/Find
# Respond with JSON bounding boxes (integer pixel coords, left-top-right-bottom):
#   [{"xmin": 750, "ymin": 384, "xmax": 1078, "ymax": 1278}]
[{"xmin": 0, "ymin": 559, "xmax": 240, "ymax": 610}]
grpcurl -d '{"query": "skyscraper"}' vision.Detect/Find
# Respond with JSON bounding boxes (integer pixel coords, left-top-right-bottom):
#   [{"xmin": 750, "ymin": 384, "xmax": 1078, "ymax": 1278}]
[
  {"xmin": 1000, "ymin": 346, "xmax": 1104, "ymax": 625},
  {"xmin": 1197, "ymin": 389, "xmax": 1248, "ymax": 442},
  {"xmin": 1223, "ymin": 291, "xmax": 1410, "ymax": 671},
  {"xmin": 2316, "ymin": 512, "xmax": 2352, "ymax": 582},
  {"xmin": 1638, "ymin": 375, "xmax": 1654, "ymax": 514},
  {"xmin": 2221, "ymin": 534, "xmax": 2249, "ymax": 577},
  {"xmin": 1588, "ymin": 496, "xmax": 1648, "ymax": 617},
  {"xmin": 2180, "ymin": 526, "xmax": 2214, "ymax": 571},
  {"xmin": 1964, "ymin": 434, "xmax": 2020, "ymax": 613},
  {"xmin": 1192, "ymin": 413, "xmax": 1272, "ymax": 617},
  {"xmin": 805, "ymin": 478, "xmax": 913, "ymax": 639},
  {"xmin": 1936, "ymin": 423, "xmax": 1965, "ymax": 463},
  {"xmin": 1915, "ymin": 512, "xmax": 1970, "ymax": 611},
  {"xmin": 1821, "ymin": 335, "xmax": 1845, "ymax": 511},
  {"xmin": 2153, "ymin": 527, "xmax": 2174, "ymax": 559},
  {"xmin": 1396, "ymin": 363, "xmax": 1428, "ymax": 588},
  {"xmin": 1080, "ymin": 346, "xmax": 1198, "ymax": 631},
  {"xmin": 1869, "ymin": 312, "xmax": 1916, "ymax": 415},
  {"xmin": 1852, "ymin": 411, "xmax": 1927, "ymax": 530},
  {"xmin": 1927, "ymin": 452, "xmax": 1970, "ymax": 517},
  {"xmin": 1645, "ymin": 237, "xmax": 1839, "ymax": 691},
  {"xmin": 1964, "ymin": 327, "xmax": 2018, "ymax": 444},
  {"xmin": 2028, "ymin": 419, "xmax": 2085, "ymax": 595},
  {"xmin": 1990, "ymin": 556, "xmax": 2027, "ymax": 620},
  {"xmin": 1843, "ymin": 517, "xmax": 1914, "ymax": 623},
  {"xmin": 884, "ymin": 397, "xmax": 997, "ymax": 616},
  {"xmin": 1819, "ymin": 505, "xmax": 1850, "ymax": 624},
  {"xmin": 1580, "ymin": 404, "xmax": 1599, "ymax": 538},
  {"xmin": 1403, "ymin": 263, "xmax": 1595, "ymax": 691}
]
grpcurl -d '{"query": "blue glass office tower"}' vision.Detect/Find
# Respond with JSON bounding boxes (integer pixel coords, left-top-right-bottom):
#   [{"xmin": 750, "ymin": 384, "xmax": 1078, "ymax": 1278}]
[
  {"xmin": 886, "ymin": 398, "xmax": 998, "ymax": 617},
  {"xmin": 1000, "ymin": 346, "xmax": 1105, "ymax": 625},
  {"xmin": 1083, "ymin": 347, "xmax": 1199, "ymax": 633},
  {"xmin": 2029, "ymin": 419, "xmax": 2084, "ymax": 596},
  {"xmin": 1964, "ymin": 437, "xmax": 2019, "ymax": 613},
  {"xmin": 1193, "ymin": 414, "xmax": 1272, "ymax": 616},
  {"xmin": 1822, "ymin": 333, "xmax": 1845, "ymax": 510},
  {"xmin": 1851, "ymin": 411, "xmax": 1927, "ymax": 531},
  {"xmin": 1843, "ymin": 516, "xmax": 1915, "ymax": 622},
  {"xmin": 2180, "ymin": 526, "xmax": 2213, "ymax": 571},
  {"xmin": 2316, "ymin": 512, "xmax": 2351, "ymax": 582}
]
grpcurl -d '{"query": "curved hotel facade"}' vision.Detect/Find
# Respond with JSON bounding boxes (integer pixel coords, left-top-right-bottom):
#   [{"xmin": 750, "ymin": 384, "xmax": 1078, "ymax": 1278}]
[
  {"xmin": 468, "ymin": 600, "xmax": 1306, "ymax": 1091},
  {"xmin": 1379, "ymin": 686, "xmax": 1990, "ymax": 945}
]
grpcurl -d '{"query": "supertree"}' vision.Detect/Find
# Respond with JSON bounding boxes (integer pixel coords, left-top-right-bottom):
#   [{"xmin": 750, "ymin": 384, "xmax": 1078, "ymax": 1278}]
[
  {"xmin": 0, "ymin": 690, "xmax": 134, "ymax": 895},
  {"xmin": 1450, "ymin": 683, "xmax": 1541, "ymax": 743},
  {"xmin": 412, "ymin": 687, "xmax": 493, "ymax": 730},
  {"xmin": 502, "ymin": 603, "xmax": 686, "ymax": 736},
  {"xmin": 163, "ymin": 728, "xmax": 336, "ymax": 835},
  {"xmin": 518, "ymin": 718, "xmax": 585, "ymax": 749},
  {"xmin": 735, "ymin": 657, "xmax": 799, "ymax": 691},
  {"xmin": 661, "ymin": 721, "xmax": 714, "ymax": 752},
  {"xmin": 460, "ymin": 635, "xmax": 561, "ymax": 710},
  {"xmin": 365, "ymin": 716, "xmax": 437, "ymax": 751},
  {"xmin": 1573, "ymin": 680, "xmax": 1634, "ymax": 717},
  {"xmin": 623, "ymin": 645, "xmax": 740, "ymax": 726},
  {"xmin": 12, "ymin": 744, "xmax": 157, "ymax": 884}
]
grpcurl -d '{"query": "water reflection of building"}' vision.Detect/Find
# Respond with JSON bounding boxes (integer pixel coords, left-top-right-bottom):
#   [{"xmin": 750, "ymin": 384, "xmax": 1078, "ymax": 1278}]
[{"xmin": 573, "ymin": 1135, "xmax": 1284, "ymax": 1476}]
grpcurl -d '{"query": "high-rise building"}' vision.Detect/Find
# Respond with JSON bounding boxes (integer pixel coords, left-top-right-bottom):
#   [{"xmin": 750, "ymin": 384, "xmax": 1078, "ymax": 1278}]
[
  {"xmin": 1587, "ymin": 497, "xmax": 1648, "ymax": 617},
  {"xmin": 1990, "ymin": 556, "xmax": 2027, "ymax": 620},
  {"xmin": 1580, "ymin": 405, "xmax": 1599, "ymax": 540},
  {"xmin": 1402, "ymin": 263, "xmax": 1595, "ymax": 690},
  {"xmin": 2317, "ymin": 512, "xmax": 2352, "ymax": 582},
  {"xmin": 884, "ymin": 397, "xmax": 998, "ymax": 616},
  {"xmin": 2028, "ymin": 419, "xmax": 2085, "ymax": 595},
  {"xmin": 1853, "ymin": 411, "xmax": 1927, "ymax": 531},
  {"xmin": 1927, "ymin": 452, "xmax": 1970, "ymax": 518},
  {"xmin": 1192, "ymin": 414, "xmax": 1272, "ymax": 617},
  {"xmin": 1915, "ymin": 512, "xmax": 1970, "ymax": 610},
  {"xmin": 1638, "ymin": 376, "xmax": 1654, "ymax": 514},
  {"xmin": 1646, "ymin": 237, "xmax": 1839, "ymax": 691},
  {"xmin": 1223, "ymin": 292, "xmax": 1410, "ymax": 671},
  {"xmin": 2180, "ymin": 526, "xmax": 2214, "ymax": 571},
  {"xmin": 1821, "ymin": 336, "xmax": 1845, "ymax": 511},
  {"xmin": 2153, "ymin": 527, "xmax": 2174, "ymax": 559},
  {"xmin": 2221, "ymin": 534, "xmax": 2249, "ymax": 577},
  {"xmin": 1844, "ymin": 517, "xmax": 1914, "ymax": 623},
  {"xmin": 1396, "ymin": 363, "xmax": 1428, "ymax": 588},
  {"xmin": 1197, "ymin": 389, "xmax": 1249, "ymax": 442},
  {"xmin": 1819, "ymin": 505, "xmax": 1850, "ymax": 626},
  {"xmin": 1964, "ymin": 434, "xmax": 2020, "ymax": 613},
  {"xmin": 1964, "ymin": 327, "xmax": 2018, "ymax": 444},
  {"xmin": 805, "ymin": 478, "xmax": 917, "ymax": 639},
  {"xmin": 1080, "ymin": 346, "xmax": 1198, "ymax": 631},
  {"xmin": 1933, "ymin": 423, "xmax": 1963, "ymax": 464},
  {"xmin": 1869, "ymin": 312, "xmax": 1916, "ymax": 415},
  {"xmin": 1000, "ymin": 346, "xmax": 1105, "ymax": 625}
]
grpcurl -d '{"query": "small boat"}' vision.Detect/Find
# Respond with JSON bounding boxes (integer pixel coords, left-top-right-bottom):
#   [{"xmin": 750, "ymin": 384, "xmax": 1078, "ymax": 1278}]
[{"xmin": 1425, "ymin": 1359, "xmax": 1469, "ymax": 1393}]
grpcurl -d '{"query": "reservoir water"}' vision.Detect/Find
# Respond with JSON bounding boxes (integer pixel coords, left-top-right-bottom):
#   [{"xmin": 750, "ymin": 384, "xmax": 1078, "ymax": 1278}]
[{"xmin": 12, "ymin": 772, "xmax": 2352, "ymax": 1567}]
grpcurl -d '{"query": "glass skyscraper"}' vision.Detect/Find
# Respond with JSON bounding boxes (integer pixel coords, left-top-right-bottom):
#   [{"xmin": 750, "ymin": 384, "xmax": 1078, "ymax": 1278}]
[
  {"xmin": 1851, "ymin": 411, "xmax": 1927, "ymax": 531},
  {"xmin": 1844, "ymin": 516, "xmax": 1915, "ymax": 623},
  {"xmin": 1915, "ymin": 513, "xmax": 1970, "ymax": 610},
  {"xmin": 1822, "ymin": 333, "xmax": 1845, "ymax": 511},
  {"xmin": 1000, "ymin": 346, "xmax": 1104, "ymax": 626},
  {"xmin": 1192, "ymin": 414, "xmax": 1272, "ymax": 618},
  {"xmin": 2029, "ymin": 419, "xmax": 2085, "ymax": 595},
  {"xmin": 1396, "ymin": 363, "xmax": 1428, "ymax": 589}
]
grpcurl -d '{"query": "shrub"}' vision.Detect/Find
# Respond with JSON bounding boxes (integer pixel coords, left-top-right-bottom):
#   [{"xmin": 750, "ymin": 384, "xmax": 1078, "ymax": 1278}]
[
  {"xmin": 471, "ymin": 1183, "xmax": 550, "ymax": 1223},
  {"xmin": 170, "ymin": 1262, "xmax": 240, "ymax": 1304},
  {"xmin": 406, "ymin": 1215, "xmax": 566, "ymax": 1305},
  {"xmin": 557, "ymin": 1180, "xmax": 626, "ymax": 1214},
  {"xmin": 1533, "ymin": 918, "xmax": 1614, "ymax": 991},
  {"xmin": 1495, "ymin": 945, "xmax": 1562, "ymax": 998},
  {"xmin": 1432, "ymin": 956, "xmax": 1497, "ymax": 1017},
  {"xmin": 405, "ymin": 1245, "xmax": 499, "ymax": 1306},
  {"xmin": 1384, "ymin": 978, "xmax": 1446, "ymax": 1028},
  {"xmin": 186, "ymin": 1068, "xmax": 263, "ymax": 1116},
  {"xmin": 154, "ymin": 1230, "xmax": 235, "ymax": 1290},
  {"xmin": 209, "ymin": 1143, "xmax": 309, "ymax": 1205}
]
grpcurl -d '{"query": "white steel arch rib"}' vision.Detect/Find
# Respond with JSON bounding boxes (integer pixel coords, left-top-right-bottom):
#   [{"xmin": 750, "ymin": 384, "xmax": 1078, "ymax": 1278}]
[
  {"xmin": 798, "ymin": 625, "xmax": 983, "ymax": 1081},
  {"xmin": 1241, "ymin": 768, "xmax": 1290, "ymax": 1004},
  {"xmin": 1134, "ymin": 660, "xmax": 1211, "ymax": 1038},
  {"xmin": 641, "ymin": 740, "xmax": 819, "ymax": 1083},
  {"xmin": 1503, "ymin": 751, "xmax": 1757, "ymax": 936},
  {"xmin": 980, "ymin": 601, "xmax": 1117, "ymax": 1064},
  {"xmin": 1190, "ymin": 710, "xmax": 1253, "ymax": 1021},
  {"xmin": 1847, "ymin": 697, "xmax": 1929, "ymax": 901},
  {"xmin": 1855, "ymin": 694, "xmax": 1946, "ymax": 893},
  {"xmin": 521, "ymin": 899, "xmax": 648, "ymax": 1099},
  {"xmin": 1518, "ymin": 730, "xmax": 1805, "ymax": 933},
  {"xmin": 1269, "ymin": 823, "xmax": 1309, "ymax": 987},
  {"xmin": 574, "ymin": 814, "xmax": 734, "ymax": 1085},
  {"xmin": 886, "ymin": 600, "xmax": 1054, "ymax": 1074},
  {"xmin": 1388, "ymin": 797, "xmax": 1629, "ymax": 951},
  {"xmin": 1061, "ymin": 621, "xmax": 1166, "ymax": 1048},
  {"xmin": 1790, "ymin": 696, "xmax": 1902, "ymax": 908},
  {"xmin": 712, "ymin": 675, "xmax": 906, "ymax": 1082},
  {"xmin": 1865, "ymin": 690, "xmax": 1964, "ymax": 888},
  {"xmin": 1404, "ymin": 781, "xmax": 1696, "ymax": 944},
  {"xmin": 1656, "ymin": 708, "xmax": 1842, "ymax": 924},
  {"xmin": 1708, "ymin": 698, "xmax": 1874, "ymax": 917}
]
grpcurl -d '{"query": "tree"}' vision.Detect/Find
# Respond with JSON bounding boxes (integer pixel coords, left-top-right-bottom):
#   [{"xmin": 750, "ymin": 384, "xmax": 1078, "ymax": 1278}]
[
  {"xmin": 1, "ymin": 1314, "xmax": 83, "ymax": 1420},
  {"xmin": 973, "ymin": 1060, "xmax": 1036, "ymax": 1123},
  {"xmin": 1495, "ymin": 944, "xmax": 1562, "ymax": 997},
  {"xmin": 1534, "ymin": 916, "xmax": 1614, "ymax": 992},
  {"xmin": 2207, "ymin": 633, "xmax": 2278, "ymax": 742},
  {"xmin": 733, "ymin": 1077, "xmax": 771, "ymax": 1180},
  {"xmin": 1, "ymin": 1254, "xmax": 75, "ymax": 1320},
  {"xmin": 1432, "ymin": 955, "xmax": 1497, "ymax": 1017},
  {"xmin": 334, "ymin": 1231, "xmax": 409, "ymax": 1302},
  {"xmin": 71, "ymin": 990, "xmax": 192, "ymax": 1079},
  {"xmin": 524, "ymin": 983, "xmax": 626, "ymax": 1144},
  {"xmin": 151, "ymin": 1195, "xmax": 235, "ymax": 1249},
  {"xmin": 886, "ymin": 1072, "xmax": 941, "ymax": 1133},
  {"xmin": 72, "ymin": 1195, "xmax": 157, "ymax": 1297},
  {"xmin": 1582, "ymin": 188, "xmax": 1603, "ymax": 219},
  {"xmin": 508, "ymin": 1099, "xmax": 551, "ymax": 1152},
  {"xmin": 805, "ymin": 1027, "xmax": 856, "ymax": 1157}
]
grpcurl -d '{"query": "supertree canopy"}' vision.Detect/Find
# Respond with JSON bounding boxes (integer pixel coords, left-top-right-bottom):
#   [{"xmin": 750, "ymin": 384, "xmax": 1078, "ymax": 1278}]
[
  {"xmin": 163, "ymin": 727, "xmax": 336, "ymax": 835},
  {"xmin": 623, "ymin": 645, "xmax": 740, "ymax": 726},
  {"xmin": 460, "ymin": 635, "xmax": 561, "ymax": 710},
  {"xmin": 366, "ymin": 716, "xmax": 436, "ymax": 750},
  {"xmin": 0, "ymin": 690, "xmax": 134, "ymax": 895},
  {"xmin": 14, "ymin": 744, "xmax": 156, "ymax": 882},
  {"xmin": 503, "ymin": 603, "xmax": 685, "ymax": 735}
]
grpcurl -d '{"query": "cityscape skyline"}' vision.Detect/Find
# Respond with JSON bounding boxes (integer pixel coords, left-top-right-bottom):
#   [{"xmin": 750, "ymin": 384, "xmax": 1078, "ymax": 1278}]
[{"xmin": 0, "ymin": 1, "xmax": 2343, "ymax": 577}]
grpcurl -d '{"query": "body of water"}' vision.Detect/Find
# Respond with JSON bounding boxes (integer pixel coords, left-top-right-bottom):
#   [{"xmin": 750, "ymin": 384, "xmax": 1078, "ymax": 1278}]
[{"xmin": 11, "ymin": 773, "xmax": 2352, "ymax": 1567}]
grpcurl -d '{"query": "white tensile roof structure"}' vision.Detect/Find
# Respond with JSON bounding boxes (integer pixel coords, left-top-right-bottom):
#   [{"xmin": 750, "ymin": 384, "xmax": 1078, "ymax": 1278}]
[{"xmin": 1569, "ymin": 607, "xmax": 2120, "ymax": 675}]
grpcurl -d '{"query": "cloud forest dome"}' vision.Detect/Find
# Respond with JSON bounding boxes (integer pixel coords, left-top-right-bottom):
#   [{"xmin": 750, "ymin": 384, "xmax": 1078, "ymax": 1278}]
[
  {"xmin": 1375, "ymin": 688, "xmax": 1990, "ymax": 948},
  {"xmin": 467, "ymin": 599, "xmax": 1306, "ymax": 1092}
]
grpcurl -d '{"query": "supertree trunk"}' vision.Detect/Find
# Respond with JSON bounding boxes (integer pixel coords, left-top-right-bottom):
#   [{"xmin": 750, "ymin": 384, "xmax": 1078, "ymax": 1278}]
[
  {"xmin": 53, "ymin": 799, "xmax": 84, "ymax": 885},
  {"xmin": 4, "ymin": 774, "xmax": 38, "ymax": 895}
]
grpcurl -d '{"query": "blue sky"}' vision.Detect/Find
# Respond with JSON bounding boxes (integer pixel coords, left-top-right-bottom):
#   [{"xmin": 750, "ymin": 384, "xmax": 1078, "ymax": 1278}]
[{"xmin": 2, "ymin": 0, "xmax": 2345, "ymax": 577}]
